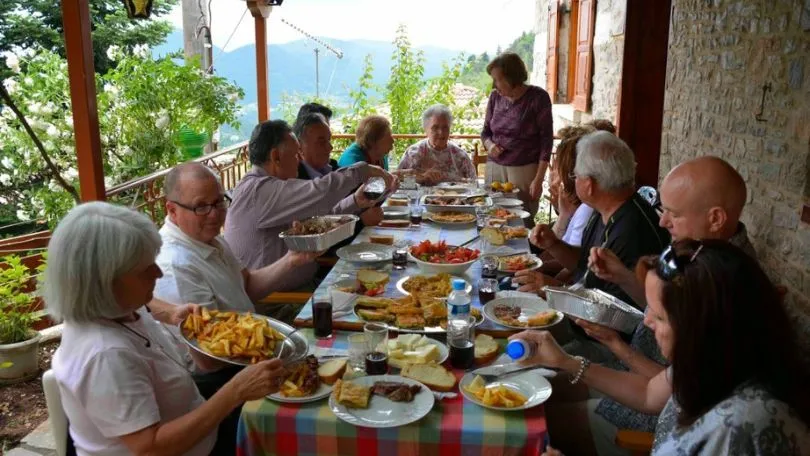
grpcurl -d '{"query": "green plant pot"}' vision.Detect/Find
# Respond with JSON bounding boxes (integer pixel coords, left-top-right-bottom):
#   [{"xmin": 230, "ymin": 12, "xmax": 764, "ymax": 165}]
[
  {"xmin": 0, "ymin": 330, "xmax": 41, "ymax": 385},
  {"xmin": 177, "ymin": 127, "xmax": 209, "ymax": 160}
]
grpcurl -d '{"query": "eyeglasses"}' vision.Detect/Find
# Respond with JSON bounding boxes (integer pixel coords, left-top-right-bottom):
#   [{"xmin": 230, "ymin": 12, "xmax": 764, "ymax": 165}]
[
  {"xmin": 169, "ymin": 195, "xmax": 231, "ymax": 216},
  {"xmin": 656, "ymin": 243, "xmax": 703, "ymax": 280}
]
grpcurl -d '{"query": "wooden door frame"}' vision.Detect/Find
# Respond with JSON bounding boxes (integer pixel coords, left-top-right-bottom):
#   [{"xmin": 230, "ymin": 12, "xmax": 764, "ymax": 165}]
[
  {"xmin": 616, "ymin": 0, "xmax": 673, "ymax": 188},
  {"xmin": 566, "ymin": 0, "xmax": 580, "ymax": 103}
]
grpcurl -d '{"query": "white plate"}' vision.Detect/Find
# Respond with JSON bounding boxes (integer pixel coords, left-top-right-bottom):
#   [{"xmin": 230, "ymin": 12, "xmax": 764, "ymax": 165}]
[
  {"xmin": 436, "ymin": 182, "xmax": 473, "ymax": 189},
  {"xmin": 494, "ymin": 198, "xmax": 524, "ymax": 208},
  {"xmin": 424, "ymin": 212, "xmax": 476, "ymax": 225},
  {"xmin": 483, "ymin": 297, "xmax": 564, "ymax": 329},
  {"xmin": 497, "ymin": 254, "xmax": 544, "ymax": 274},
  {"xmin": 382, "ymin": 206, "xmax": 409, "ymax": 218},
  {"xmin": 336, "ymin": 243, "xmax": 394, "ymax": 263},
  {"xmin": 329, "ymin": 375, "xmax": 435, "ymax": 428},
  {"xmin": 396, "ymin": 275, "xmax": 472, "ymax": 296},
  {"xmin": 459, "ymin": 371, "xmax": 552, "ymax": 411},
  {"xmin": 268, "ymin": 381, "xmax": 333, "ymax": 403}
]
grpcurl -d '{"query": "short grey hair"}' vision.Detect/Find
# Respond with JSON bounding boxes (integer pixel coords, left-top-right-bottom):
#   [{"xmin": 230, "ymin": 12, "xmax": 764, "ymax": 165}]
[
  {"xmin": 44, "ymin": 202, "xmax": 162, "ymax": 323},
  {"xmin": 421, "ymin": 104, "xmax": 453, "ymax": 130},
  {"xmin": 574, "ymin": 131, "xmax": 636, "ymax": 191}
]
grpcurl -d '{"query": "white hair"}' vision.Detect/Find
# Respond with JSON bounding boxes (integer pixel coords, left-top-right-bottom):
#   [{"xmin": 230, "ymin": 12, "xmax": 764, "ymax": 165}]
[
  {"xmin": 421, "ymin": 104, "xmax": 453, "ymax": 130},
  {"xmin": 43, "ymin": 202, "xmax": 161, "ymax": 323},
  {"xmin": 574, "ymin": 131, "xmax": 636, "ymax": 191}
]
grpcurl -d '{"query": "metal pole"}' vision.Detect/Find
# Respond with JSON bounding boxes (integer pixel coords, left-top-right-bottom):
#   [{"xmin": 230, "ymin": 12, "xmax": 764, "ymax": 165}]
[{"xmin": 314, "ymin": 48, "xmax": 320, "ymax": 98}]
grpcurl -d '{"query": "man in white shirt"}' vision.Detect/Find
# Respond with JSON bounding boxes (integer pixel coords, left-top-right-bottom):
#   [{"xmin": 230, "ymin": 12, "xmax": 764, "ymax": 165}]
[{"xmin": 152, "ymin": 162, "xmax": 318, "ymax": 455}]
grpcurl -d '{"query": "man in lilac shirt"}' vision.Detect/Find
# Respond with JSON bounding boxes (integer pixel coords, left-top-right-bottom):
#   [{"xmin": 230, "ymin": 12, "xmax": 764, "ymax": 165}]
[
  {"xmin": 224, "ymin": 120, "xmax": 394, "ymax": 294},
  {"xmin": 481, "ymin": 53, "xmax": 554, "ymax": 224}
]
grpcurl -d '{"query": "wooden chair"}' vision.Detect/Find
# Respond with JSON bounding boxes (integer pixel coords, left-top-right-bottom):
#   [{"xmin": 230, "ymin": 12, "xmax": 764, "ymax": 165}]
[
  {"xmin": 615, "ymin": 285, "xmax": 790, "ymax": 455},
  {"xmin": 471, "ymin": 143, "xmax": 487, "ymax": 177}
]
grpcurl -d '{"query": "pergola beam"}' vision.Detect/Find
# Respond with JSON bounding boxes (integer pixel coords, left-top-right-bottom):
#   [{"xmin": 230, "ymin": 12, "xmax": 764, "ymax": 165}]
[
  {"xmin": 247, "ymin": 1, "xmax": 272, "ymax": 122},
  {"xmin": 62, "ymin": 0, "xmax": 106, "ymax": 201}
]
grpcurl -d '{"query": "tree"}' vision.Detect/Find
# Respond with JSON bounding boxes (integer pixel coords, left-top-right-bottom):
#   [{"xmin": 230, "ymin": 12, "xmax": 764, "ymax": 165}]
[{"xmin": 0, "ymin": 0, "xmax": 178, "ymax": 77}]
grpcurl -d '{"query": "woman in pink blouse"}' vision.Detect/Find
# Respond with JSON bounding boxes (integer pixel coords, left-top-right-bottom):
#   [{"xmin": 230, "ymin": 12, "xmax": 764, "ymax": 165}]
[
  {"xmin": 481, "ymin": 52, "xmax": 554, "ymax": 223},
  {"xmin": 397, "ymin": 104, "xmax": 477, "ymax": 185}
]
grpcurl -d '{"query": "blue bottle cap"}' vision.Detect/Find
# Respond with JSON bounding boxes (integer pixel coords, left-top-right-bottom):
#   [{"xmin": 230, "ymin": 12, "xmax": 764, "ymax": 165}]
[
  {"xmin": 506, "ymin": 340, "xmax": 526, "ymax": 360},
  {"xmin": 452, "ymin": 279, "xmax": 466, "ymax": 290}
]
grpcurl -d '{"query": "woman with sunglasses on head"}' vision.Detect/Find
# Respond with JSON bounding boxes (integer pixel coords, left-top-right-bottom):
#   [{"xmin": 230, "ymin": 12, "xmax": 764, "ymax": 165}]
[{"xmin": 513, "ymin": 239, "xmax": 809, "ymax": 456}]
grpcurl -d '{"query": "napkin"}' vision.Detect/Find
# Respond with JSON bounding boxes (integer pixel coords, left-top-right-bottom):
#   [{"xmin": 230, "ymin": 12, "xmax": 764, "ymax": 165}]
[{"xmin": 329, "ymin": 289, "xmax": 358, "ymax": 315}]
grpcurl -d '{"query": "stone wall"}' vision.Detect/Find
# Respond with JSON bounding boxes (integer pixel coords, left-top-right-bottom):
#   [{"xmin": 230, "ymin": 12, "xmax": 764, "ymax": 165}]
[
  {"xmin": 661, "ymin": 0, "xmax": 810, "ymax": 338},
  {"xmin": 531, "ymin": 0, "xmax": 626, "ymax": 124}
]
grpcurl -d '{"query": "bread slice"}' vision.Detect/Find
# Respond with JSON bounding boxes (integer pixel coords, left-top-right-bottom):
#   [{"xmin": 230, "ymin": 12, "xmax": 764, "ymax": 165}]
[
  {"xmin": 369, "ymin": 235, "xmax": 394, "ymax": 245},
  {"xmin": 318, "ymin": 359, "xmax": 348, "ymax": 385},
  {"xmin": 474, "ymin": 334, "xmax": 500, "ymax": 365},
  {"xmin": 401, "ymin": 364, "xmax": 456, "ymax": 392},
  {"xmin": 379, "ymin": 219, "xmax": 410, "ymax": 228},
  {"xmin": 387, "ymin": 198, "xmax": 409, "ymax": 206}
]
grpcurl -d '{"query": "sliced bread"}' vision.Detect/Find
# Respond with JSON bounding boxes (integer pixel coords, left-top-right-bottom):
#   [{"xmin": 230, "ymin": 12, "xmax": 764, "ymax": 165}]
[
  {"xmin": 474, "ymin": 334, "xmax": 500, "ymax": 365},
  {"xmin": 317, "ymin": 358, "xmax": 348, "ymax": 385},
  {"xmin": 401, "ymin": 363, "xmax": 457, "ymax": 392}
]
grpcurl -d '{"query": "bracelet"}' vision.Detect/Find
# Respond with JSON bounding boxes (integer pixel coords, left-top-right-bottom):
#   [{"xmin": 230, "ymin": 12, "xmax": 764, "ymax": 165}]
[{"xmin": 569, "ymin": 356, "xmax": 591, "ymax": 385}]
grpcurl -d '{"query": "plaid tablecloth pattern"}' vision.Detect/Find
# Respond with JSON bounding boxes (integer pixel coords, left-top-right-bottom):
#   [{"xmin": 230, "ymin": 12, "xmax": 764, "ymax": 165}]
[{"xmin": 236, "ymin": 329, "xmax": 548, "ymax": 456}]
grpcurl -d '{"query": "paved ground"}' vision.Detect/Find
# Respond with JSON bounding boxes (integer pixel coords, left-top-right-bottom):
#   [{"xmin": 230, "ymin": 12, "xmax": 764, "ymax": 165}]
[{"xmin": 5, "ymin": 420, "xmax": 57, "ymax": 456}]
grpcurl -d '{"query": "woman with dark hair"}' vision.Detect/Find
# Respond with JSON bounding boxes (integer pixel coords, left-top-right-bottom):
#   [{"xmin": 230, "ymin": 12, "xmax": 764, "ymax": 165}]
[
  {"xmin": 513, "ymin": 239, "xmax": 809, "ymax": 455},
  {"xmin": 481, "ymin": 52, "xmax": 554, "ymax": 225}
]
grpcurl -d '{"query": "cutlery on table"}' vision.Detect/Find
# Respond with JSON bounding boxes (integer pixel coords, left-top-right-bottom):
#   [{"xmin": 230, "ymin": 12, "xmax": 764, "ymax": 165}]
[{"xmin": 470, "ymin": 364, "xmax": 558, "ymax": 384}]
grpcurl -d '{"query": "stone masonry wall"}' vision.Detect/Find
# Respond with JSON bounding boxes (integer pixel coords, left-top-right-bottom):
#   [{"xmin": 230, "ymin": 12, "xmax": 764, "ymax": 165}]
[
  {"xmin": 661, "ymin": 0, "xmax": 810, "ymax": 340},
  {"xmin": 532, "ymin": 0, "xmax": 626, "ymax": 123}
]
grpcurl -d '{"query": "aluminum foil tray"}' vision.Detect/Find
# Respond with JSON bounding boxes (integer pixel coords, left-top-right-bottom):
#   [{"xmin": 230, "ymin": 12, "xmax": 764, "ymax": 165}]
[
  {"xmin": 279, "ymin": 215, "xmax": 359, "ymax": 252},
  {"xmin": 542, "ymin": 286, "xmax": 644, "ymax": 334}
]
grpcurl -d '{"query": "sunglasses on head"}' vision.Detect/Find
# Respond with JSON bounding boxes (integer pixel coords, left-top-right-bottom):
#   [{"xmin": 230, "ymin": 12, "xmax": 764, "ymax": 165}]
[{"xmin": 657, "ymin": 243, "xmax": 703, "ymax": 281}]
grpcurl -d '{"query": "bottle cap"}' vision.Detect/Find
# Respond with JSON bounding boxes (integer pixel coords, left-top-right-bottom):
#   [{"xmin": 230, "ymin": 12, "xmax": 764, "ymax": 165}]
[
  {"xmin": 506, "ymin": 340, "xmax": 526, "ymax": 360},
  {"xmin": 452, "ymin": 279, "xmax": 466, "ymax": 291}
]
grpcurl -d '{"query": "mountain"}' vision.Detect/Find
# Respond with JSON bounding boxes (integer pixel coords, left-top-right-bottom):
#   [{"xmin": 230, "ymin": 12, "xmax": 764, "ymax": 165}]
[{"xmin": 153, "ymin": 30, "xmax": 462, "ymax": 107}]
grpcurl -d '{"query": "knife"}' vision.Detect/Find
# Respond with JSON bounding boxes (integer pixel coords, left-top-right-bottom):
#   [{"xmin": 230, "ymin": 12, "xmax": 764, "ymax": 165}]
[{"xmin": 471, "ymin": 363, "xmax": 558, "ymax": 379}]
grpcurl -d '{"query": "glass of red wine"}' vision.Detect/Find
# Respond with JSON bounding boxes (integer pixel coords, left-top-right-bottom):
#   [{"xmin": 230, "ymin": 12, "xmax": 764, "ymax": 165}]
[
  {"xmin": 312, "ymin": 290, "xmax": 333, "ymax": 339},
  {"xmin": 364, "ymin": 322, "xmax": 389, "ymax": 375},
  {"xmin": 478, "ymin": 278, "xmax": 498, "ymax": 305},
  {"xmin": 392, "ymin": 239, "xmax": 409, "ymax": 270},
  {"xmin": 447, "ymin": 316, "xmax": 476, "ymax": 369},
  {"xmin": 409, "ymin": 205, "xmax": 424, "ymax": 226},
  {"xmin": 363, "ymin": 177, "xmax": 386, "ymax": 201}
]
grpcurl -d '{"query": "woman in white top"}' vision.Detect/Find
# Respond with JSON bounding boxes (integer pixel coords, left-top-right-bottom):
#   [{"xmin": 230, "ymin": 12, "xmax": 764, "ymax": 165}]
[
  {"xmin": 397, "ymin": 104, "xmax": 477, "ymax": 185},
  {"xmin": 514, "ymin": 240, "xmax": 809, "ymax": 456},
  {"xmin": 45, "ymin": 202, "xmax": 287, "ymax": 456}
]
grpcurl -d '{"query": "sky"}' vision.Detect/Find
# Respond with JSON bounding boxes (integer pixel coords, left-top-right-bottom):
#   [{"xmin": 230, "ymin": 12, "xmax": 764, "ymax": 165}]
[{"xmin": 167, "ymin": 0, "xmax": 537, "ymax": 54}]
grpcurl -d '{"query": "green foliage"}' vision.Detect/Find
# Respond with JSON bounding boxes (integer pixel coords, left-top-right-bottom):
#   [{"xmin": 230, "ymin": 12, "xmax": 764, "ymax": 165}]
[
  {"xmin": 0, "ymin": 254, "xmax": 45, "ymax": 345},
  {"xmin": 0, "ymin": 0, "xmax": 178, "ymax": 78},
  {"xmin": 0, "ymin": 48, "xmax": 243, "ymax": 225},
  {"xmin": 458, "ymin": 31, "xmax": 535, "ymax": 92}
]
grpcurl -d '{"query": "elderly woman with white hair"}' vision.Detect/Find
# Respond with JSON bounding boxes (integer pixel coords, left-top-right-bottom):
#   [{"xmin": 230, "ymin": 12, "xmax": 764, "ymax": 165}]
[
  {"xmin": 397, "ymin": 104, "xmax": 477, "ymax": 185},
  {"xmin": 46, "ymin": 202, "xmax": 287, "ymax": 456}
]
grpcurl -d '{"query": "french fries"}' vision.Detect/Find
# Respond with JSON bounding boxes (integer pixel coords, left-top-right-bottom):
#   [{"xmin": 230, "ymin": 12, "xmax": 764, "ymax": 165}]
[
  {"xmin": 182, "ymin": 309, "xmax": 285, "ymax": 364},
  {"xmin": 463, "ymin": 375, "xmax": 528, "ymax": 408}
]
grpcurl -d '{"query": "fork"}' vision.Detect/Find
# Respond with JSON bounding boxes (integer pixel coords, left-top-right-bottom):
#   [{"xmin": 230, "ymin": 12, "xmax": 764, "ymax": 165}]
[{"xmin": 570, "ymin": 233, "xmax": 611, "ymax": 291}]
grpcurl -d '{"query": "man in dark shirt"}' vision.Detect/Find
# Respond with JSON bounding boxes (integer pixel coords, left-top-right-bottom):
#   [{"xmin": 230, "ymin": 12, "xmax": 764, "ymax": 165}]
[{"xmin": 514, "ymin": 131, "xmax": 669, "ymax": 309}]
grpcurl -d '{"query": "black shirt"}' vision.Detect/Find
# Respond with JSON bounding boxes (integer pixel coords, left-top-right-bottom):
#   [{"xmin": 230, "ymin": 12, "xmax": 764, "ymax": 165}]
[{"xmin": 575, "ymin": 193, "xmax": 670, "ymax": 309}]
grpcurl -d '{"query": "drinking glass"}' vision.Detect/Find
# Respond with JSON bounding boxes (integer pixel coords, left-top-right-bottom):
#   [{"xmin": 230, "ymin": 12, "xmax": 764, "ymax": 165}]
[
  {"xmin": 447, "ymin": 316, "xmax": 476, "ymax": 369},
  {"xmin": 347, "ymin": 333, "xmax": 369, "ymax": 372},
  {"xmin": 481, "ymin": 254, "xmax": 499, "ymax": 279},
  {"xmin": 478, "ymin": 278, "xmax": 499, "ymax": 305},
  {"xmin": 409, "ymin": 205, "xmax": 424, "ymax": 226},
  {"xmin": 392, "ymin": 239, "xmax": 409, "ymax": 270},
  {"xmin": 364, "ymin": 322, "xmax": 389, "ymax": 375},
  {"xmin": 312, "ymin": 290, "xmax": 332, "ymax": 339},
  {"xmin": 363, "ymin": 177, "xmax": 386, "ymax": 201}
]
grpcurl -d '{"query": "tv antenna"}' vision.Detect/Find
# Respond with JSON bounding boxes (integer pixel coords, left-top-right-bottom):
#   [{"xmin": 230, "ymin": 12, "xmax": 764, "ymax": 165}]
[{"xmin": 280, "ymin": 18, "xmax": 343, "ymax": 98}]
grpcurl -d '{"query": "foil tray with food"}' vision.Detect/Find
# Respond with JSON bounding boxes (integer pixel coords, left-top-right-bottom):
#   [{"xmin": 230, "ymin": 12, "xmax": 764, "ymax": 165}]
[
  {"xmin": 542, "ymin": 286, "xmax": 644, "ymax": 334},
  {"xmin": 279, "ymin": 215, "xmax": 359, "ymax": 252}
]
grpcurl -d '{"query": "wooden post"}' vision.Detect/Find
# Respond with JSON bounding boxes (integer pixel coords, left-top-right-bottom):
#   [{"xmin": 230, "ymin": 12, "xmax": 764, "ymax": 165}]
[
  {"xmin": 62, "ymin": 0, "xmax": 106, "ymax": 201},
  {"xmin": 247, "ymin": 1, "xmax": 272, "ymax": 122}
]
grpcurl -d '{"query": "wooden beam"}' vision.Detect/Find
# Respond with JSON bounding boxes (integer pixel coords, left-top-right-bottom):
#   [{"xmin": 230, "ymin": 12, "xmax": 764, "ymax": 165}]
[
  {"xmin": 617, "ymin": 0, "xmax": 672, "ymax": 188},
  {"xmin": 62, "ymin": 0, "xmax": 106, "ymax": 201},
  {"xmin": 247, "ymin": 2, "xmax": 272, "ymax": 122}
]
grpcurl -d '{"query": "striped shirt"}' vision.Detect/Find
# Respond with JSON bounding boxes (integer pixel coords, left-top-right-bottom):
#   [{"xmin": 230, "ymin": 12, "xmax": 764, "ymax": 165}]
[{"xmin": 223, "ymin": 163, "xmax": 368, "ymax": 290}]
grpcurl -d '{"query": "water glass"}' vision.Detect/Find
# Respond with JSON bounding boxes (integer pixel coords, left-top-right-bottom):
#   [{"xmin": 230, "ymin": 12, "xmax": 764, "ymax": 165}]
[
  {"xmin": 478, "ymin": 278, "xmax": 499, "ymax": 305},
  {"xmin": 364, "ymin": 322, "xmax": 389, "ymax": 375},
  {"xmin": 392, "ymin": 239, "xmax": 409, "ymax": 270},
  {"xmin": 481, "ymin": 254, "xmax": 499, "ymax": 279},
  {"xmin": 409, "ymin": 205, "xmax": 424, "ymax": 226},
  {"xmin": 347, "ymin": 333, "xmax": 369, "ymax": 372}
]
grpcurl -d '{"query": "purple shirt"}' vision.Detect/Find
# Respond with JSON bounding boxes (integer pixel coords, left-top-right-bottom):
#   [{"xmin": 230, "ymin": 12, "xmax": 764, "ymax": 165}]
[
  {"xmin": 481, "ymin": 85, "xmax": 554, "ymax": 166},
  {"xmin": 223, "ymin": 164, "xmax": 367, "ymax": 290}
]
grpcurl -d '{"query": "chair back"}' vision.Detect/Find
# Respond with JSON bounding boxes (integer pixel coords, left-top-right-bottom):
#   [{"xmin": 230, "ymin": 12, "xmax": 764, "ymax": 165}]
[{"xmin": 42, "ymin": 369, "xmax": 69, "ymax": 456}]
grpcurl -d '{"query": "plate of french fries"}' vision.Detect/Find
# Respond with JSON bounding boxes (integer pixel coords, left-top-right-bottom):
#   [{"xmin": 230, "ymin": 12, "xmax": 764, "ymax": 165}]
[
  {"xmin": 180, "ymin": 309, "xmax": 308, "ymax": 366},
  {"xmin": 459, "ymin": 371, "xmax": 552, "ymax": 411},
  {"xmin": 267, "ymin": 355, "xmax": 335, "ymax": 403}
]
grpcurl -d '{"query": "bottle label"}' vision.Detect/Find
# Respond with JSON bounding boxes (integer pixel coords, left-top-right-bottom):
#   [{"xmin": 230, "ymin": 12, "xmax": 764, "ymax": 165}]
[{"xmin": 450, "ymin": 304, "xmax": 471, "ymax": 315}]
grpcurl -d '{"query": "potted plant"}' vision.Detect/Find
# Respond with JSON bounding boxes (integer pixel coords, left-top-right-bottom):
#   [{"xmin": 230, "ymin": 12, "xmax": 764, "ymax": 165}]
[{"xmin": 0, "ymin": 254, "xmax": 44, "ymax": 384}]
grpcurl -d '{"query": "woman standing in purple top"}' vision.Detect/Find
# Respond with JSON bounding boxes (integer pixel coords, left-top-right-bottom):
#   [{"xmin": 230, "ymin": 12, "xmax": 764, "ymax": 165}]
[{"xmin": 481, "ymin": 52, "xmax": 554, "ymax": 225}]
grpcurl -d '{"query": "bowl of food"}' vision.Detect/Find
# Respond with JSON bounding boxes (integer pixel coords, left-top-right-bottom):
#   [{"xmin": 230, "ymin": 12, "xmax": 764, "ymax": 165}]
[
  {"xmin": 279, "ymin": 215, "xmax": 359, "ymax": 252},
  {"xmin": 408, "ymin": 240, "xmax": 480, "ymax": 275}
]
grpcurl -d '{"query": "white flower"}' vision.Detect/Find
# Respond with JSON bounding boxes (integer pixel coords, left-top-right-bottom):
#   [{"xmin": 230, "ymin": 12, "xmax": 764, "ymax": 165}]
[
  {"xmin": 48, "ymin": 180, "xmax": 60, "ymax": 192},
  {"xmin": 155, "ymin": 113, "xmax": 170, "ymax": 129},
  {"xmin": 65, "ymin": 167, "xmax": 79, "ymax": 180},
  {"xmin": 2, "ymin": 78, "xmax": 18, "ymax": 94},
  {"xmin": 122, "ymin": 146, "xmax": 133, "ymax": 155},
  {"xmin": 16, "ymin": 209, "xmax": 30, "ymax": 221},
  {"xmin": 1, "ymin": 157, "xmax": 12, "ymax": 168},
  {"xmin": 104, "ymin": 176, "xmax": 114, "ymax": 187},
  {"xmin": 103, "ymin": 83, "xmax": 119, "ymax": 99},
  {"xmin": 46, "ymin": 124, "xmax": 59, "ymax": 138},
  {"xmin": 0, "ymin": 173, "xmax": 11, "ymax": 186},
  {"xmin": 1, "ymin": 107, "xmax": 13, "ymax": 120},
  {"xmin": 227, "ymin": 92, "xmax": 240, "ymax": 102},
  {"xmin": 0, "ymin": 197, "xmax": 7, "ymax": 204},
  {"xmin": 4, "ymin": 53, "xmax": 20, "ymax": 73},
  {"xmin": 28, "ymin": 102, "xmax": 42, "ymax": 114},
  {"xmin": 106, "ymin": 45, "xmax": 122, "ymax": 61},
  {"xmin": 133, "ymin": 44, "xmax": 150, "ymax": 59},
  {"xmin": 23, "ymin": 77, "xmax": 34, "ymax": 86},
  {"xmin": 43, "ymin": 102, "xmax": 56, "ymax": 114}
]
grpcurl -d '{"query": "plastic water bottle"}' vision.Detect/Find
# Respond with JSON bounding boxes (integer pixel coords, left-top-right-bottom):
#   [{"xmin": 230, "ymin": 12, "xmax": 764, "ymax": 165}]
[
  {"xmin": 506, "ymin": 339, "xmax": 537, "ymax": 362},
  {"xmin": 447, "ymin": 279, "xmax": 471, "ymax": 321}
]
